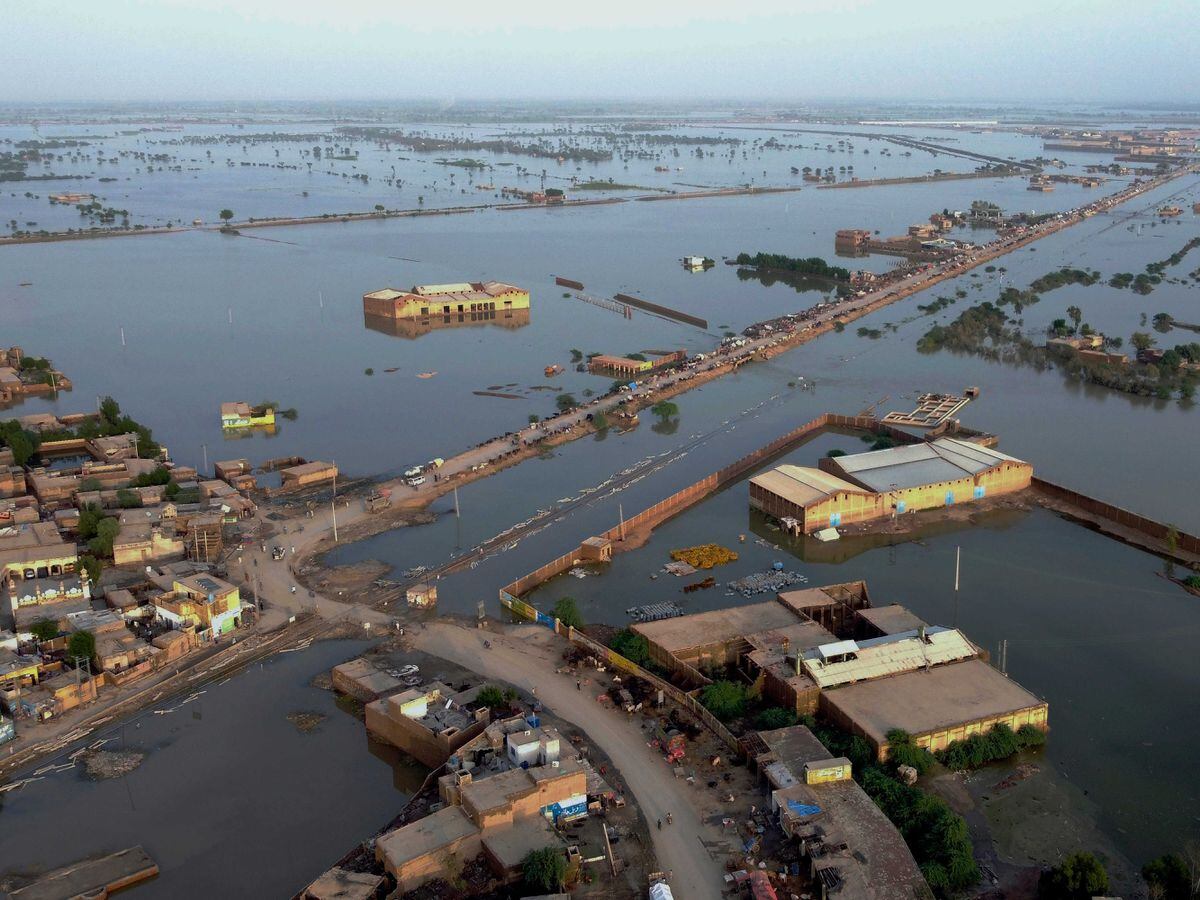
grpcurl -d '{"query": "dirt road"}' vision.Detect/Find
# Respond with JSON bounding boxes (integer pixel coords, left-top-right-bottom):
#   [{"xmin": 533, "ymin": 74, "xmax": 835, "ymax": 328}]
[{"xmin": 413, "ymin": 622, "xmax": 728, "ymax": 900}]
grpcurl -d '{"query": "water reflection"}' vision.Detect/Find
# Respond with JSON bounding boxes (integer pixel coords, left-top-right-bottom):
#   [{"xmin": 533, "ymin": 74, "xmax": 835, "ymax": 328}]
[{"xmin": 363, "ymin": 307, "xmax": 531, "ymax": 339}]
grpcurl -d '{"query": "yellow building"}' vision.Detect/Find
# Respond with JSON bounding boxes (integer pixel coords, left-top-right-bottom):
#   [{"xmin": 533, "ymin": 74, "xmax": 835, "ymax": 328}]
[
  {"xmin": 363, "ymin": 282, "xmax": 529, "ymax": 321},
  {"xmin": 154, "ymin": 574, "xmax": 242, "ymax": 635},
  {"xmin": 220, "ymin": 401, "xmax": 275, "ymax": 430},
  {"xmin": 751, "ymin": 438, "xmax": 1032, "ymax": 534}
]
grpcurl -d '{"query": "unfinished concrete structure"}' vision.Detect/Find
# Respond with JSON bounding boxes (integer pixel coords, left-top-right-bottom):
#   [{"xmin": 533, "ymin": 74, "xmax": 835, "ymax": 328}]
[{"xmin": 364, "ymin": 682, "xmax": 489, "ymax": 767}]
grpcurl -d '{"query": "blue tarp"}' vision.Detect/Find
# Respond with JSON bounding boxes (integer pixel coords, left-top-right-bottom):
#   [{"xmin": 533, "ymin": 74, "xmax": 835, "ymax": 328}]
[{"xmin": 786, "ymin": 800, "xmax": 822, "ymax": 817}]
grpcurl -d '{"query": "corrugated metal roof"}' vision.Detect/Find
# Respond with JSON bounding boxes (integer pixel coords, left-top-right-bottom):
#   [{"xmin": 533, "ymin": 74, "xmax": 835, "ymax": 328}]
[
  {"xmin": 801, "ymin": 626, "xmax": 976, "ymax": 688},
  {"xmin": 829, "ymin": 438, "xmax": 1024, "ymax": 492},
  {"xmin": 750, "ymin": 465, "xmax": 869, "ymax": 507}
]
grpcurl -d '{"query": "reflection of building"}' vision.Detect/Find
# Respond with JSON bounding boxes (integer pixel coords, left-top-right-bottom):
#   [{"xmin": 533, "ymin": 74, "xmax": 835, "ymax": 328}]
[
  {"xmin": 363, "ymin": 282, "xmax": 529, "ymax": 321},
  {"xmin": 363, "ymin": 306, "xmax": 530, "ymax": 339}
]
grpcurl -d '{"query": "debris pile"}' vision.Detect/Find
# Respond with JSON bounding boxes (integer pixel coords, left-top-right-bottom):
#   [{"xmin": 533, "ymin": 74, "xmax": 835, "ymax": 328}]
[
  {"xmin": 81, "ymin": 749, "xmax": 145, "ymax": 780},
  {"xmin": 669, "ymin": 544, "xmax": 739, "ymax": 569},
  {"xmin": 287, "ymin": 711, "xmax": 327, "ymax": 734}
]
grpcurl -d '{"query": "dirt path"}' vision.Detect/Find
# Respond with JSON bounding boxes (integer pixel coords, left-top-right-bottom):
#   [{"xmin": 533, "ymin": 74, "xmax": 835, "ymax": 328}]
[{"xmin": 413, "ymin": 621, "xmax": 728, "ymax": 900}]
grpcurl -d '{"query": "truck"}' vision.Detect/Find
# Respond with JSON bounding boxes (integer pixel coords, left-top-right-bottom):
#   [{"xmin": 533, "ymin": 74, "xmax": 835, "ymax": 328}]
[{"xmin": 364, "ymin": 489, "xmax": 390, "ymax": 512}]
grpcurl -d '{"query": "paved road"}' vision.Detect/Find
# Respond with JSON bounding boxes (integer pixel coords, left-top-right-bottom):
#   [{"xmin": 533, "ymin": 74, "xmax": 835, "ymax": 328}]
[{"xmin": 414, "ymin": 622, "xmax": 728, "ymax": 900}]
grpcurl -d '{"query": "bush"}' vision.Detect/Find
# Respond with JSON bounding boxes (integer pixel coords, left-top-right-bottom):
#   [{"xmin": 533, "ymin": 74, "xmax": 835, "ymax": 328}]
[
  {"xmin": 523, "ymin": 847, "xmax": 567, "ymax": 893},
  {"xmin": 937, "ymin": 723, "xmax": 1045, "ymax": 770},
  {"xmin": 755, "ymin": 707, "xmax": 798, "ymax": 730},
  {"xmin": 1038, "ymin": 852, "xmax": 1109, "ymax": 899},
  {"xmin": 551, "ymin": 597, "xmax": 583, "ymax": 629},
  {"xmin": 886, "ymin": 729, "xmax": 935, "ymax": 775},
  {"xmin": 80, "ymin": 554, "xmax": 103, "ymax": 583},
  {"xmin": 609, "ymin": 629, "xmax": 649, "ymax": 666},
  {"xmin": 861, "ymin": 767, "xmax": 980, "ymax": 893},
  {"xmin": 826, "ymin": 448, "xmax": 846, "ymax": 457},
  {"xmin": 116, "ymin": 489, "xmax": 143, "ymax": 509},
  {"xmin": 700, "ymin": 680, "xmax": 748, "ymax": 722}
]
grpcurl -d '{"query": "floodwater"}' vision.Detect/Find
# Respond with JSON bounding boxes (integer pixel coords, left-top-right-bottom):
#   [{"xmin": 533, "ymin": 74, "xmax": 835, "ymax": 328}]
[
  {"xmin": 0, "ymin": 639, "xmax": 425, "ymax": 897},
  {"xmin": 514, "ymin": 426, "xmax": 1200, "ymax": 868},
  {"xmin": 4, "ymin": 121, "xmax": 1200, "ymax": 887}
]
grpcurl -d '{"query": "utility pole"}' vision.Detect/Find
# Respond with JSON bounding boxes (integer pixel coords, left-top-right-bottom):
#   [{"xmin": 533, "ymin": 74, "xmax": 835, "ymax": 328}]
[
  {"xmin": 202, "ymin": 443, "xmax": 208, "ymax": 475},
  {"xmin": 331, "ymin": 464, "xmax": 338, "ymax": 543},
  {"xmin": 619, "ymin": 503, "xmax": 625, "ymax": 542},
  {"xmin": 453, "ymin": 486, "xmax": 460, "ymax": 518}
]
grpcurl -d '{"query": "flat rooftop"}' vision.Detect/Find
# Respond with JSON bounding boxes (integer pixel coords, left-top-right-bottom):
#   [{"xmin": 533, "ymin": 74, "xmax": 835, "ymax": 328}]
[
  {"xmin": 483, "ymin": 816, "xmax": 565, "ymax": 870},
  {"xmin": 774, "ymin": 780, "xmax": 926, "ymax": 898},
  {"xmin": 822, "ymin": 658, "xmax": 1046, "ymax": 744},
  {"xmin": 857, "ymin": 605, "xmax": 928, "ymax": 636},
  {"xmin": 462, "ymin": 757, "xmax": 582, "ymax": 813},
  {"xmin": 632, "ymin": 599, "xmax": 801, "ymax": 653},
  {"xmin": 376, "ymin": 806, "xmax": 480, "ymax": 868}
]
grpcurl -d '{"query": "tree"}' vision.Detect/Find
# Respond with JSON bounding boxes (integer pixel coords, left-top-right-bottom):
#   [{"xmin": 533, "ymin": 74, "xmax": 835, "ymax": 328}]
[
  {"xmin": 1038, "ymin": 852, "xmax": 1109, "ymax": 900},
  {"xmin": 1132, "ymin": 331, "xmax": 1156, "ymax": 352},
  {"xmin": 591, "ymin": 412, "xmax": 608, "ymax": 431},
  {"xmin": 80, "ymin": 554, "xmax": 103, "ymax": 583},
  {"xmin": 551, "ymin": 597, "xmax": 583, "ymax": 629},
  {"xmin": 1066, "ymin": 305, "xmax": 1082, "ymax": 328},
  {"xmin": 77, "ymin": 503, "xmax": 105, "ymax": 540},
  {"xmin": 30, "ymin": 618, "xmax": 59, "ymax": 643},
  {"xmin": 523, "ymin": 847, "xmax": 567, "ymax": 893},
  {"xmin": 475, "ymin": 684, "xmax": 509, "ymax": 711},
  {"xmin": 609, "ymin": 629, "xmax": 649, "ymax": 666},
  {"xmin": 651, "ymin": 400, "xmax": 679, "ymax": 422},
  {"xmin": 99, "ymin": 395, "xmax": 122, "ymax": 424},
  {"xmin": 219, "ymin": 209, "xmax": 234, "ymax": 225},
  {"xmin": 826, "ymin": 449, "xmax": 847, "ymax": 458},
  {"xmin": 700, "ymin": 680, "xmax": 748, "ymax": 721},
  {"xmin": 67, "ymin": 630, "xmax": 96, "ymax": 664},
  {"xmin": 80, "ymin": 476, "xmax": 103, "ymax": 492},
  {"xmin": 88, "ymin": 516, "xmax": 121, "ymax": 558},
  {"xmin": 528, "ymin": 414, "xmax": 540, "ymax": 424},
  {"xmin": 1142, "ymin": 852, "xmax": 1191, "ymax": 899},
  {"xmin": 555, "ymin": 393, "xmax": 576, "ymax": 412}
]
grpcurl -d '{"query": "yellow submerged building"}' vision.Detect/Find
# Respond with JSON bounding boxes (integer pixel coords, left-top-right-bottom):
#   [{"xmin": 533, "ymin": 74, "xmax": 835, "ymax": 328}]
[
  {"xmin": 363, "ymin": 282, "xmax": 529, "ymax": 321},
  {"xmin": 220, "ymin": 401, "xmax": 275, "ymax": 430}
]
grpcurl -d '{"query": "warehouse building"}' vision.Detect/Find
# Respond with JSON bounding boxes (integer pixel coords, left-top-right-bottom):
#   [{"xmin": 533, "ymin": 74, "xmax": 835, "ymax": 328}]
[
  {"xmin": 751, "ymin": 438, "xmax": 1032, "ymax": 534},
  {"xmin": 820, "ymin": 658, "xmax": 1048, "ymax": 761}
]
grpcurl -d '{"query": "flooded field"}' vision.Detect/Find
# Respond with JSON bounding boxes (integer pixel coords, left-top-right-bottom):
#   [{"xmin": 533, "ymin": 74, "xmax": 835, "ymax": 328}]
[{"xmin": 0, "ymin": 640, "xmax": 424, "ymax": 897}]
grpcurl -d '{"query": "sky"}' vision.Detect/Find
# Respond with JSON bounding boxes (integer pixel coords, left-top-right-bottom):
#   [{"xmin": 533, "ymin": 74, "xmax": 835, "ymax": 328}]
[{"xmin": 4, "ymin": 0, "xmax": 1198, "ymax": 105}]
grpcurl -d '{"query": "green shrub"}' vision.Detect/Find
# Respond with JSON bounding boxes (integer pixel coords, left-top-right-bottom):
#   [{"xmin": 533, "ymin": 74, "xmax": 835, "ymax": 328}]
[
  {"xmin": 1141, "ymin": 852, "xmax": 1190, "ymax": 899},
  {"xmin": 609, "ymin": 629, "xmax": 649, "ymax": 666},
  {"xmin": 551, "ymin": 597, "xmax": 583, "ymax": 629},
  {"xmin": 1038, "ymin": 852, "xmax": 1109, "ymax": 899},
  {"xmin": 700, "ymin": 680, "xmax": 748, "ymax": 721},
  {"xmin": 523, "ymin": 847, "xmax": 567, "ymax": 893},
  {"xmin": 755, "ymin": 707, "xmax": 798, "ymax": 730},
  {"xmin": 937, "ymin": 723, "xmax": 1045, "ymax": 770},
  {"xmin": 886, "ymin": 729, "xmax": 934, "ymax": 775}
]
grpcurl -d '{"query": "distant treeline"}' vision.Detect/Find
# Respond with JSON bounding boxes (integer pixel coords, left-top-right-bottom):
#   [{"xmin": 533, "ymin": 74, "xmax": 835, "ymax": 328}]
[{"xmin": 734, "ymin": 251, "xmax": 851, "ymax": 282}]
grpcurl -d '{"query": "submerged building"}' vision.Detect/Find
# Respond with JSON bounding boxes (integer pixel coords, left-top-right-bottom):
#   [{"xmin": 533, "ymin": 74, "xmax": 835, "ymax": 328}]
[
  {"xmin": 750, "ymin": 437, "xmax": 1032, "ymax": 534},
  {"xmin": 363, "ymin": 282, "xmax": 529, "ymax": 321}
]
